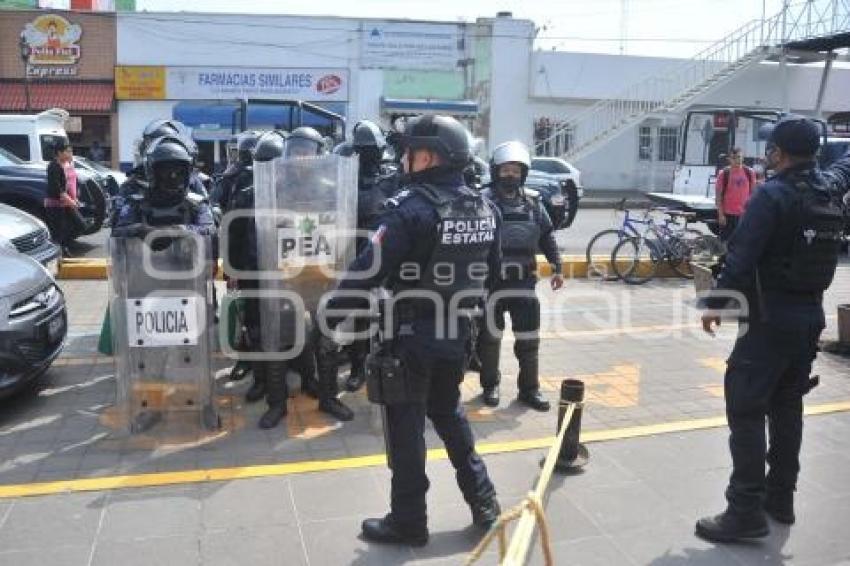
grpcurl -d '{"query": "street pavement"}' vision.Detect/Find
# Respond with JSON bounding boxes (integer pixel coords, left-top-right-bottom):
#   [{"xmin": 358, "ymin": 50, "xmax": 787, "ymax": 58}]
[
  {"xmin": 0, "ymin": 412, "xmax": 848, "ymax": 566},
  {"xmin": 0, "ymin": 261, "xmax": 848, "ymax": 564}
]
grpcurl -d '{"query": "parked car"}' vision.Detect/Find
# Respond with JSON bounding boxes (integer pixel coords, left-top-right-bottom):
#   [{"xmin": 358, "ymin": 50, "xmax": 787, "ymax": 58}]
[
  {"xmin": 74, "ymin": 155, "xmax": 126, "ymax": 197},
  {"xmin": 0, "ymin": 203, "xmax": 60, "ymax": 272},
  {"xmin": 0, "ymin": 248, "xmax": 66, "ymax": 399},
  {"xmin": 0, "ymin": 147, "xmax": 107, "ymax": 239},
  {"xmin": 530, "ymin": 157, "xmax": 584, "ymax": 199}
]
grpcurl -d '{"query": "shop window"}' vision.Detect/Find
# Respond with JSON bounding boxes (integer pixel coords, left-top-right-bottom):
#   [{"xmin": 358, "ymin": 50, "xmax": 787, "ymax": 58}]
[
  {"xmin": 638, "ymin": 127, "xmax": 652, "ymax": 161},
  {"xmin": 0, "ymin": 135, "xmax": 30, "ymax": 161},
  {"xmin": 657, "ymin": 127, "xmax": 679, "ymax": 162}
]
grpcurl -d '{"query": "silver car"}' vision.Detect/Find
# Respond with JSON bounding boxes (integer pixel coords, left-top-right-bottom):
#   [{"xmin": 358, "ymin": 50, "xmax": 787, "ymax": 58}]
[
  {"xmin": 0, "ymin": 202, "xmax": 60, "ymax": 273},
  {"xmin": 0, "ymin": 248, "xmax": 66, "ymax": 399}
]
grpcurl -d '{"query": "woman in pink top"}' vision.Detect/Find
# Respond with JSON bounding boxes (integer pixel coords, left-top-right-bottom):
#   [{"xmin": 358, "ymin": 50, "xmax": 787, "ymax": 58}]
[{"xmin": 715, "ymin": 147, "xmax": 756, "ymax": 242}]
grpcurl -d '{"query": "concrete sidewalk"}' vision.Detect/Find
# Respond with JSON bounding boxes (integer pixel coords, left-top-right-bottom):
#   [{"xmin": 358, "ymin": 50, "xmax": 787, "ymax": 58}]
[{"xmin": 0, "ymin": 410, "xmax": 848, "ymax": 566}]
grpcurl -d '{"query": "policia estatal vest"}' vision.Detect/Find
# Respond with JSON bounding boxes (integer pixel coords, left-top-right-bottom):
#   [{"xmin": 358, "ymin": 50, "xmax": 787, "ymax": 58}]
[{"xmin": 696, "ymin": 115, "xmax": 850, "ymax": 543}]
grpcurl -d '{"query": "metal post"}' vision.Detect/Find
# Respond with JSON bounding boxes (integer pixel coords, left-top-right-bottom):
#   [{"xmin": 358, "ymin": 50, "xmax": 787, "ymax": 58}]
[
  {"xmin": 780, "ymin": 49, "xmax": 790, "ymax": 113},
  {"xmin": 814, "ymin": 51, "xmax": 835, "ymax": 118},
  {"xmin": 553, "ymin": 379, "xmax": 589, "ymax": 473}
]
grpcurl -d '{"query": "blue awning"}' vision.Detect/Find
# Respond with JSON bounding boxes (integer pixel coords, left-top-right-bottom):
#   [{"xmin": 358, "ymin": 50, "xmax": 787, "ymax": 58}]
[
  {"xmin": 380, "ymin": 97, "xmax": 478, "ymax": 117},
  {"xmin": 173, "ymin": 101, "xmax": 347, "ymax": 141}
]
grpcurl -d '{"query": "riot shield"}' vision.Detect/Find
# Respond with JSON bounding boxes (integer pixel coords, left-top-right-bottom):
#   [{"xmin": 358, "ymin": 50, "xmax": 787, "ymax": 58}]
[
  {"xmin": 253, "ymin": 154, "xmax": 357, "ymax": 358},
  {"xmin": 109, "ymin": 232, "xmax": 219, "ymax": 435}
]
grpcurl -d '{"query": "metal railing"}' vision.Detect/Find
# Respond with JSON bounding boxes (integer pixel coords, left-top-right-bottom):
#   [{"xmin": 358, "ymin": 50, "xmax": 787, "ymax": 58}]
[{"xmin": 535, "ymin": 0, "xmax": 850, "ymax": 161}]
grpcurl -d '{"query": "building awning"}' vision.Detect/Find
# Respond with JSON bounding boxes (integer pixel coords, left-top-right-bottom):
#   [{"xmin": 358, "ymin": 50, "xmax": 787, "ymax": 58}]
[
  {"xmin": 380, "ymin": 97, "xmax": 479, "ymax": 117},
  {"xmin": 0, "ymin": 82, "xmax": 114, "ymax": 113}
]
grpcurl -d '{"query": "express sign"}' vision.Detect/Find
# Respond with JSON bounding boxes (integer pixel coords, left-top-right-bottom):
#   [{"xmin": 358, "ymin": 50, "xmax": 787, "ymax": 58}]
[{"xmin": 20, "ymin": 14, "xmax": 82, "ymax": 78}]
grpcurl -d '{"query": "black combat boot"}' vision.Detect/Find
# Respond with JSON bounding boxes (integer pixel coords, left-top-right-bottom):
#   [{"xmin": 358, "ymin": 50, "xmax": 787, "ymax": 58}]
[
  {"xmin": 470, "ymin": 495, "xmax": 501, "ymax": 530},
  {"xmin": 259, "ymin": 361, "xmax": 288, "ymax": 429},
  {"xmin": 517, "ymin": 389, "xmax": 550, "ymax": 412},
  {"xmin": 344, "ymin": 367, "xmax": 366, "ymax": 392},
  {"xmin": 318, "ymin": 397, "xmax": 354, "ymax": 422},
  {"xmin": 695, "ymin": 508, "xmax": 769, "ymax": 542},
  {"xmin": 361, "ymin": 515, "xmax": 428, "ymax": 547},
  {"xmin": 482, "ymin": 386, "xmax": 500, "ymax": 407},
  {"xmin": 259, "ymin": 404, "xmax": 287, "ymax": 429}
]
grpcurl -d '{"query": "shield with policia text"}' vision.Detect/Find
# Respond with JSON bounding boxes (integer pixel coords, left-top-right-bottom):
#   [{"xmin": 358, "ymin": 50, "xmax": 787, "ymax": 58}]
[
  {"xmin": 252, "ymin": 152, "xmax": 358, "ymax": 358},
  {"xmin": 108, "ymin": 233, "xmax": 219, "ymax": 435}
]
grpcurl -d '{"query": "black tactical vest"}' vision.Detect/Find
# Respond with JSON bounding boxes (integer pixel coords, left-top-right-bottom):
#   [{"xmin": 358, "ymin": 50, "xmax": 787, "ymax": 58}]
[
  {"xmin": 485, "ymin": 188, "xmax": 540, "ymax": 280},
  {"xmin": 760, "ymin": 169, "xmax": 845, "ymax": 294},
  {"xmin": 395, "ymin": 184, "xmax": 496, "ymax": 310}
]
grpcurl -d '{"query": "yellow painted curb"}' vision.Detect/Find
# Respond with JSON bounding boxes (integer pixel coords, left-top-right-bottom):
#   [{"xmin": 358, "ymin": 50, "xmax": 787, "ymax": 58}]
[
  {"xmin": 57, "ymin": 255, "xmax": 682, "ymax": 281},
  {"xmin": 1, "ymin": 399, "xmax": 848, "ymax": 500}
]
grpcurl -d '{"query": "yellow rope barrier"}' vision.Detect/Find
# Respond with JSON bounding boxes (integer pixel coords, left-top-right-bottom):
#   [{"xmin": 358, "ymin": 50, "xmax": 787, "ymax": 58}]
[{"xmin": 466, "ymin": 403, "xmax": 577, "ymax": 566}]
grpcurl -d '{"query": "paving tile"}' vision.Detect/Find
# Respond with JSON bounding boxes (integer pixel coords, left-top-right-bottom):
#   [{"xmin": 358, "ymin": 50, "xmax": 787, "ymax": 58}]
[
  {"xmin": 99, "ymin": 487, "xmax": 200, "ymax": 541},
  {"xmin": 200, "ymin": 477, "xmax": 297, "ymax": 530},
  {"xmin": 290, "ymin": 468, "xmax": 387, "ymax": 522},
  {"xmin": 91, "ymin": 535, "xmax": 200, "ymax": 566},
  {"xmin": 527, "ymin": 535, "xmax": 635, "ymax": 566},
  {"xmin": 0, "ymin": 492, "xmax": 107, "ymax": 552},
  {"xmin": 0, "ymin": 545, "xmax": 91, "ymax": 566},
  {"xmin": 302, "ymin": 515, "xmax": 415, "ymax": 565},
  {"xmin": 200, "ymin": 525, "xmax": 307, "ymax": 566},
  {"xmin": 566, "ymin": 480, "xmax": 680, "ymax": 535}
]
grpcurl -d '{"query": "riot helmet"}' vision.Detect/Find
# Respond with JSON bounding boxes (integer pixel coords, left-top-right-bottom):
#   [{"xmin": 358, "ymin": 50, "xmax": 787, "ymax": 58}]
[
  {"xmin": 143, "ymin": 136, "xmax": 193, "ymax": 207},
  {"xmin": 286, "ymin": 127, "xmax": 327, "ymax": 158},
  {"xmin": 490, "ymin": 141, "xmax": 531, "ymax": 195},
  {"xmin": 352, "ymin": 120, "xmax": 386, "ymax": 174},
  {"xmin": 253, "ymin": 130, "xmax": 288, "ymax": 162},
  {"xmin": 402, "ymin": 115, "xmax": 472, "ymax": 171},
  {"xmin": 139, "ymin": 119, "xmax": 182, "ymax": 157},
  {"xmin": 333, "ymin": 140, "xmax": 355, "ymax": 157},
  {"xmin": 235, "ymin": 131, "xmax": 259, "ymax": 166}
]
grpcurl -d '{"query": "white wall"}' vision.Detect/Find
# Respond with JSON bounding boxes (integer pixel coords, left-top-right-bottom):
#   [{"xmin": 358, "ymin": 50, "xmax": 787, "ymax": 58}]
[
  {"xmin": 117, "ymin": 100, "xmax": 177, "ymax": 165},
  {"xmin": 117, "ymin": 12, "xmax": 356, "ymax": 67},
  {"xmin": 487, "ymin": 17, "xmax": 535, "ymax": 150}
]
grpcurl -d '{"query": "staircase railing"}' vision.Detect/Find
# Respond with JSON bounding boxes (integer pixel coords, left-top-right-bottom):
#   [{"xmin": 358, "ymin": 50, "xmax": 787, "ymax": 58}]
[{"xmin": 535, "ymin": 0, "xmax": 850, "ymax": 160}]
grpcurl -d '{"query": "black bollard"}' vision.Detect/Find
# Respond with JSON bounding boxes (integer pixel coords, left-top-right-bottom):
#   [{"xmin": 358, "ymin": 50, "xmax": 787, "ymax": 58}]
[{"xmin": 554, "ymin": 379, "xmax": 589, "ymax": 473}]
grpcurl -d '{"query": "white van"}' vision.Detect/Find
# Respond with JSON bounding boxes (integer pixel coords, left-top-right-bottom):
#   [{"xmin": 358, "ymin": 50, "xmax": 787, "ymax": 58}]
[{"xmin": 0, "ymin": 108, "xmax": 70, "ymax": 163}]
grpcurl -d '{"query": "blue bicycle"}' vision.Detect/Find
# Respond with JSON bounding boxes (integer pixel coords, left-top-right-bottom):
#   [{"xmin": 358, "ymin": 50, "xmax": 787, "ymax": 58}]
[{"xmin": 584, "ymin": 199, "xmax": 653, "ymax": 280}]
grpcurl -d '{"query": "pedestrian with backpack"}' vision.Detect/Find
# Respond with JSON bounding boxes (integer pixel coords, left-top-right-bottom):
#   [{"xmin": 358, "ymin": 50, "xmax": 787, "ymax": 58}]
[{"xmin": 716, "ymin": 147, "xmax": 757, "ymax": 242}]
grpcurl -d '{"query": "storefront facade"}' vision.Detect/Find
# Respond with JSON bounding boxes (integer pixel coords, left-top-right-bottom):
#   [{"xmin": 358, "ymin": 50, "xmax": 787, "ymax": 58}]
[{"xmin": 0, "ymin": 9, "xmax": 117, "ymax": 165}]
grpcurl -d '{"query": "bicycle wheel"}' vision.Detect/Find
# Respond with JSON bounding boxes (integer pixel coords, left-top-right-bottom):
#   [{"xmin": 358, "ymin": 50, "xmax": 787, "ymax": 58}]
[
  {"xmin": 585, "ymin": 229, "xmax": 625, "ymax": 280},
  {"xmin": 612, "ymin": 236, "xmax": 659, "ymax": 285}
]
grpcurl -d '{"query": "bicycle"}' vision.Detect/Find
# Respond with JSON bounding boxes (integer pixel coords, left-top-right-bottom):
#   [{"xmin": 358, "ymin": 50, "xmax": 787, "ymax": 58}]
[
  {"xmin": 611, "ymin": 211, "xmax": 719, "ymax": 284},
  {"xmin": 584, "ymin": 199, "xmax": 653, "ymax": 280}
]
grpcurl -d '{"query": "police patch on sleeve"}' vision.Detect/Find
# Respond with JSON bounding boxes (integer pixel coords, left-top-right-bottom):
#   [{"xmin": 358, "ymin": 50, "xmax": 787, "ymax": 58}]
[{"xmin": 439, "ymin": 217, "xmax": 496, "ymax": 245}]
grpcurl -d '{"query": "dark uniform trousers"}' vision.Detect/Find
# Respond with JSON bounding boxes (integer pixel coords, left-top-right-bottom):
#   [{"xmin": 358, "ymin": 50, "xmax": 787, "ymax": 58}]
[
  {"xmin": 477, "ymin": 279, "xmax": 541, "ymax": 392},
  {"xmin": 386, "ymin": 331, "xmax": 495, "ymax": 529},
  {"xmin": 724, "ymin": 299, "xmax": 824, "ymax": 514}
]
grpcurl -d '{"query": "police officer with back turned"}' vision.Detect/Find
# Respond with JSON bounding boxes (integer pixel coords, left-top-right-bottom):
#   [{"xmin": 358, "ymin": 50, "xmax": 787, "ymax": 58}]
[
  {"xmin": 476, "ymin": 141, "xmax": 564, "ymax": 411},
  {"xmin": 696, "ymin": 116, "xmax": 850, "ymax": 543},
  {"xmin": 324, "ymin": 115, "xmax": 502, "ymax": 546}
]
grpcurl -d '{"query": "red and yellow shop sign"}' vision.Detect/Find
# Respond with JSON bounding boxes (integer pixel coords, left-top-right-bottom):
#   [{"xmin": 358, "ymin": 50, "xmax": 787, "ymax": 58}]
[
  {"xmin": 21, "ymin": 14, "xmax": 83, "ymax": 78},
  {"xmin": 115, "ymin": 66, "xmax": 166, "ymax": 100}
]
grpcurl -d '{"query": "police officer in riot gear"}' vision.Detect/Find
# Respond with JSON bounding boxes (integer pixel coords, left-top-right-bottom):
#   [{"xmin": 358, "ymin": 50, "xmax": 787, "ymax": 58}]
[
  {"xmin": 696, "ymin": 116, "xmax": 850, "ymax": 543},
  {"xmin": 214, "ymin": 131, "xmax": 258, "ymax": 214},
  {"xmin": 117, "ymin": 119, "xmax": 209, "ymax": 210},
  {"xmin": 249, "ymin": 128, "xmax": 355, "ymax": 425},
  {"xmin": 324, "ymin": 120, "xmax": 399, "ymax": 393},
  {"xmin": 476, "ymin": 141, "xmax": 564, "ymax": 411},
  {"xmin": 323, "ymin": 115, "xmax": 502, "ymax": 546},
  {"xmin": 112, "ymin": 135, "xmax": 216, "ymax": 237}
]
